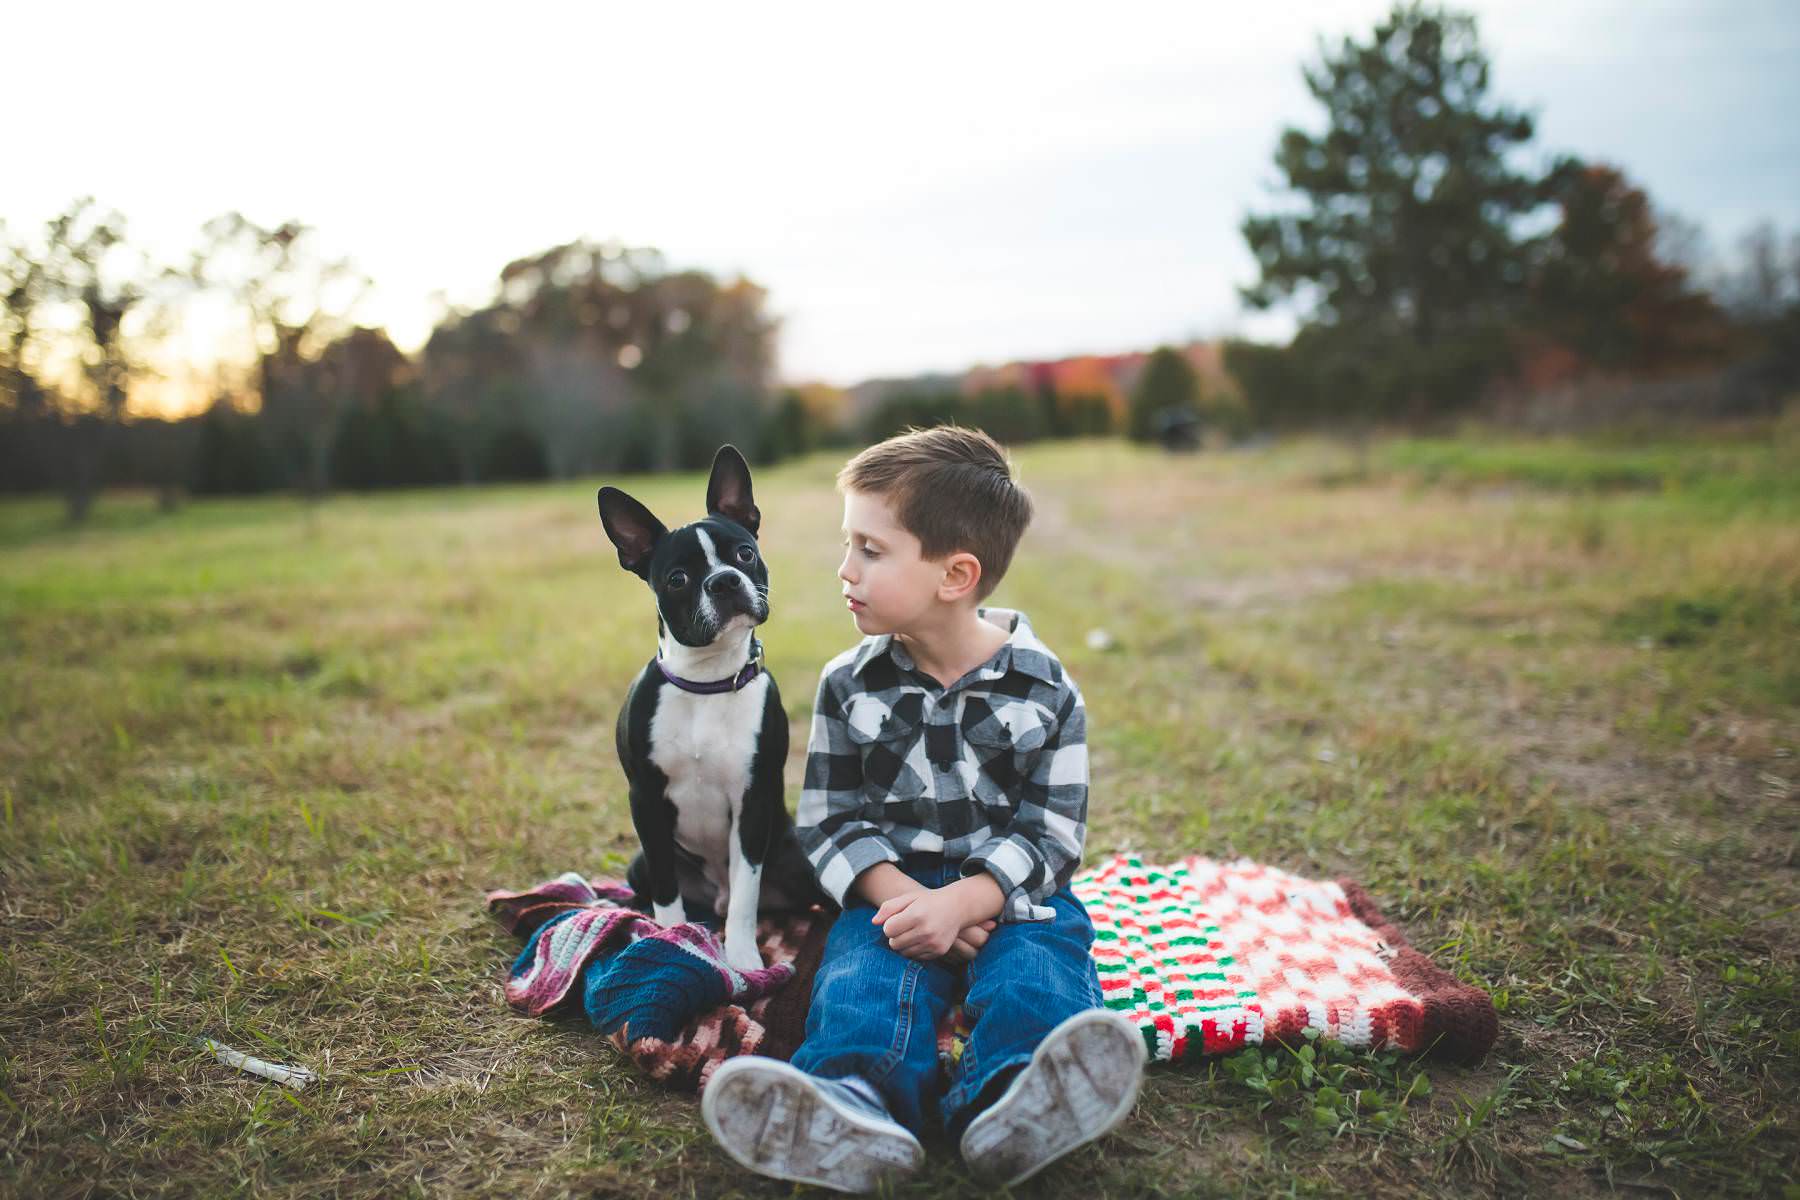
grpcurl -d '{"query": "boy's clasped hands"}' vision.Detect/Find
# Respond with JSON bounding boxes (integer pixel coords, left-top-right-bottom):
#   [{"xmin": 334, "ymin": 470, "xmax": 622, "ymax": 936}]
[{"xmin": 862, "ymin": 866, "xmax": 1005, "ymax": 963}]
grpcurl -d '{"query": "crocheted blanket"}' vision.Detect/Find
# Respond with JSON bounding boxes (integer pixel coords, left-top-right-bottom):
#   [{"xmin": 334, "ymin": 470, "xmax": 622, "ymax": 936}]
[
  {"xmin": 486, "ymin": 873, "xmax": 831, "ymax": 1091},
  {"xmin": 1077, "ymin": 855, "xmax": 1496, "ymax": 1065},
  {"xmin": 486, "ymin": 854, "xmax": 1496, "ymax": 1092}
]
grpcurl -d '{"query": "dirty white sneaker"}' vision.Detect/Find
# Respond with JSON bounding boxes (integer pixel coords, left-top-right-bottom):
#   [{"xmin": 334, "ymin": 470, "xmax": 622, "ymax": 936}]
[
  {"xmin": 702, "ymin": 1057, "xmax": 924, "ymax": 1194},
  {"xmin": 959, "ymin": 1007, "xmax": 1146, "ymax": 1187}
]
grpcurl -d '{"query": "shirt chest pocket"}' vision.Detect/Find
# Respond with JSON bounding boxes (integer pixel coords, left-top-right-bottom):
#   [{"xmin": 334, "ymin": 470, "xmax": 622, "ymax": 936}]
[
  {"xmin": 843, "ymin": 697, "xmax": 926, "ymax": 810},
  {"xmin": 964, "ymin": 703, "xmax": 1055, "ymax": 802}
]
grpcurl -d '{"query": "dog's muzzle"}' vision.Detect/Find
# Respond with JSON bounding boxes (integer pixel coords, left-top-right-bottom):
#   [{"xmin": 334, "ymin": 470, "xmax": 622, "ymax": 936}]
[{"xmin": 704, "ymin": 570, "xmax": 768, "ymax": 622}]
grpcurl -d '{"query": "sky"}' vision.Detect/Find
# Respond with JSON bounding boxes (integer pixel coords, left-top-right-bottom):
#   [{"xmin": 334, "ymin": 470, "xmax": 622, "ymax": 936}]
[{"xmin": 8, "ymin": 0, "xmax": 1798, "ymax": 410}]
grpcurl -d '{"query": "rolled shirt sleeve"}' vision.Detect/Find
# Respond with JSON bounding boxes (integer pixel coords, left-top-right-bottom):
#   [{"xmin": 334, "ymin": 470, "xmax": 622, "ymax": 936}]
[
  {"xmin": 794, "ymin": 669, "xmax": 903, "ymax": 906},
  {"xmin": 960, "ymin": 681, "xmax": 1089, "ymax": 922}
]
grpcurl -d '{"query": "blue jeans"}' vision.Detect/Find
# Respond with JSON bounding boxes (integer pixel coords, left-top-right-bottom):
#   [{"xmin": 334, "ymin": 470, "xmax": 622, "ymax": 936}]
[{"xmin": 789, "ymin": 855, "xmax": 1105, "ymax": 1135}]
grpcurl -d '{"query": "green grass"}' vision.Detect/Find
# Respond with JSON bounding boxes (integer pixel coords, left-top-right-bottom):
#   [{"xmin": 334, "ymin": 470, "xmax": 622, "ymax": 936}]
[
  {"xmin": 1375, "ymin": 424, "xmax": 1800, "ymax": 513},
  {"xmin": 2, "ymin": 432, "xmax": 1796, "ymax": 1197}
]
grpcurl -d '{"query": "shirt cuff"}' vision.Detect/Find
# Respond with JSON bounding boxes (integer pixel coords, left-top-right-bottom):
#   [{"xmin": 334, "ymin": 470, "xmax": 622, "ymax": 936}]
[
  {"xmin": 816, "ymin": 831, "xmax": 903, "ymax": 908},
  {"xmin": 960, "ymin": 835, "xmax": 1053, "ymax": 923}
]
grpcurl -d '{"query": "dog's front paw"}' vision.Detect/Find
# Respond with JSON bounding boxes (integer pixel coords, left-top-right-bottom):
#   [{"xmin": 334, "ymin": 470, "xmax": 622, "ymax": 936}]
[
  {"xmin": 724, "ymin": 939, "xmax": 765, "ymax": 973},
  {"xmin": 653, "ymin": 900, "xmax": 689, "ymax": 928}
]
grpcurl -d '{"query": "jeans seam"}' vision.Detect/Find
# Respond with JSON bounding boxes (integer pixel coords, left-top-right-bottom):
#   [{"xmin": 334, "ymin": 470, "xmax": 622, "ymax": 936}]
[
  {"xmin": 947, "ymin": 949, "xmax": 984, "ymax": 1115},
  {"xmin": 876, "ymin": 960, "xmax": 921, "ymax": 1080}
]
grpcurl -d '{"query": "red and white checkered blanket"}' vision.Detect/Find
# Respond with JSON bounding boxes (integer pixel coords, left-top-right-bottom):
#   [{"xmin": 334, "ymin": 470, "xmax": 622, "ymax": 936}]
[{"xmin": 1077, "ymin": 855, "xmax": 1496, "ymax": 1065}]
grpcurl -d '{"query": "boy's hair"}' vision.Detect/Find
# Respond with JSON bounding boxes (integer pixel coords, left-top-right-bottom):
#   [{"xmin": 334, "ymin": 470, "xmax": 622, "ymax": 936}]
[{"xmin": 837, "ymin": 425, "xmax": 1033, "ymax": 601}]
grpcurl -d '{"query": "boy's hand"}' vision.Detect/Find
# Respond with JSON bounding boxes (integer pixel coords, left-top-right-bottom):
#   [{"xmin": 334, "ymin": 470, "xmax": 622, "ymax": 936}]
[
  {"xmin": 873, "ymin": 875, "xmax": 1004, "ymax": 961},
  {"xmin": 872, "ymin": 888, "xmax": 967, "ymax": 959},
  {"xmin": 943, "ymin": 919, "xmax": 997, "ymax": 965}
]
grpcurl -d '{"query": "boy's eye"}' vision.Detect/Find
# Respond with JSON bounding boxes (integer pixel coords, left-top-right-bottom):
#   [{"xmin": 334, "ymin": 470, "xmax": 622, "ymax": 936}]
[
  {"xmin": 734, "ymin": 545, "xmax": 756, "ymax": 566},
  {"xmin": 667, "ymin": 570, "xmax": 689, "ymax": 589}
]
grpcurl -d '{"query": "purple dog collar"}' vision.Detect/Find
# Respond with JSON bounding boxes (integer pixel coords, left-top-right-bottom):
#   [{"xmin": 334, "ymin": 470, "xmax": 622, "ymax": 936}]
[{"xmin": 656, "ymin": 639, "xmax": 764, "ymax": 694}]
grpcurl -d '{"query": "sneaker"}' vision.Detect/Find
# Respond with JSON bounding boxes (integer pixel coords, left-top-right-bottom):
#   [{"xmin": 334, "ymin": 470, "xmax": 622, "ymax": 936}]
[
  {"xmin": 959, "ymin": 1007, "xmax": 1146, "ymax": 1187},
  {"xmin": 702, "ymin": 1056, "xmax": 924, "ymax": 1194}
]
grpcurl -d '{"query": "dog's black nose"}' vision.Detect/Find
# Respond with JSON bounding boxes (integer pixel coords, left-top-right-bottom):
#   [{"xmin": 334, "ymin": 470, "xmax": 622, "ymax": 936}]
[{"xmin": 704, "ymin": 571, "xmax": 743, "ymax": 597}]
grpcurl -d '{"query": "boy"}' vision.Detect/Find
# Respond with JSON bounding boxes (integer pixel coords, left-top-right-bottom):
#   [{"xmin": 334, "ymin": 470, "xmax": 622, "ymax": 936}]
[{"xmin": 702, "ymin": 426, "xmax": 1145, "ymax": 1193}]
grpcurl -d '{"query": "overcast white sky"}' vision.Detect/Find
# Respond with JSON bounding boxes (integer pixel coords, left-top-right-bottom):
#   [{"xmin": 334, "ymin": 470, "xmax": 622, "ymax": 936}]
[{"xmin": 8, "ymin": 0, "xmax": 1798, "ymax": 403}]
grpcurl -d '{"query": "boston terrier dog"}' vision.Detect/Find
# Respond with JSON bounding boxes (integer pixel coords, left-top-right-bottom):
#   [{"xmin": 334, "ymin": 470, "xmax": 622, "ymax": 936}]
[{"xmin": 597, "ymin": 445, "xmax": 821, "ymax": 972}]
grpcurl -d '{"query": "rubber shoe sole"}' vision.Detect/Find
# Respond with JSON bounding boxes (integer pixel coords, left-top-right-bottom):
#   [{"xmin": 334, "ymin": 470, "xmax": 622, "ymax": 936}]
[
  {"xmin": 701, "ymin": 1057, "xmax": 924, "ymax": 1194},
  {"xmin": 959, "ymin": 1007, "xmax": 1147, "ymax": 1188}
]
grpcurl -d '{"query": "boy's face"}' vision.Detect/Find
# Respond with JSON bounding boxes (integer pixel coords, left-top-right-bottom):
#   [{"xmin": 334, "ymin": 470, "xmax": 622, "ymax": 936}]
[{"xmin": 838, "ymin": 490, "xmax": 948, "ymax": 636}]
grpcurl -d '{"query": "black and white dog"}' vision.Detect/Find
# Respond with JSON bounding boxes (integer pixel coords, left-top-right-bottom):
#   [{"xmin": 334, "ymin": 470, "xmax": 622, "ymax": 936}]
[{"xmin": 597, "ymin": 445, "xmax": 821, "ymax": 972}]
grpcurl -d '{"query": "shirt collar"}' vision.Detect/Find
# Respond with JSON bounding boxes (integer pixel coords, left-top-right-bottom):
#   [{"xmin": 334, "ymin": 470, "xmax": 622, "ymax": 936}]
[{"xmin": 848, "ymin": 607, "xmax": 1060, "ymax": 684}]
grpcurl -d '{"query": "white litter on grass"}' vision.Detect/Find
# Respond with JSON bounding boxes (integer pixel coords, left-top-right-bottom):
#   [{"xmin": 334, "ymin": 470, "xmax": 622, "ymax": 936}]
[
  {"xmin": 1085, "ymin": 628, "xmax": 1117, "ymax": 652},
  {"xmin": 196, "ymin": 1038, "xmax": 318, "ymax": 1090}
]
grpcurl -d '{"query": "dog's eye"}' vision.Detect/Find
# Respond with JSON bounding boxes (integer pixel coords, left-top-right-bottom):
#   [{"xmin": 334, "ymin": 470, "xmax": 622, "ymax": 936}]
[
  {"xmin": 734, "ymin": 545, "xmax": 756, "ymax": 566},
  {"xmin": 667, "ymin": 570, "xmax": 689, "ymax": 590}
]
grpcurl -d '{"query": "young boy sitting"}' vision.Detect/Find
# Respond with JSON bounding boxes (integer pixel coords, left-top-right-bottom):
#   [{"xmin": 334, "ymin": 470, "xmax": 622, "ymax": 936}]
[{"xmin": 702, "ymin": 426, "xmax": 1145, "ymax": 1193}]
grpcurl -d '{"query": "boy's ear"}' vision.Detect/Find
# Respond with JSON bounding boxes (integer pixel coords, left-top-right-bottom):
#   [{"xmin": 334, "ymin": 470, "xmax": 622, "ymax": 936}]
[
  {"xmin": 938, "ymin": 551, "xmax": 983, "ymax": 602},
  {"xmin": 705, "ymin": 444, "xmax": 760, "ymax": 536},
  {"xmin": 597, "ymin": 487, "xmax": 667, "ymax": 578}
]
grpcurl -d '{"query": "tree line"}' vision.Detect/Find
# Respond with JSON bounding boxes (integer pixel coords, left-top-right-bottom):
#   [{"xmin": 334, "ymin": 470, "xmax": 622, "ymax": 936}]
[
  {"xmin": 0, "ymin": 197, "xmax": 1227, "ymax": 520},
  {"xmin": 1224, "ymin": 3, "xmax": 1800, "ymax": 431},
  {"xmin": 0, "ymin": 216, "xmax": 808, "ymax": 520}
]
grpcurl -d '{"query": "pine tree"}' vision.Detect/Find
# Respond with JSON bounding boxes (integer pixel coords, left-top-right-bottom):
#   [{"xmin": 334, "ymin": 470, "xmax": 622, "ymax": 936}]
[
  {"xmin": 1241, "ymin": 4, "xmax": 1548, "ymax": 418},
  {"xmin": 1128, "ymin": 348, "xmax": 1201, "ymax": 442}
]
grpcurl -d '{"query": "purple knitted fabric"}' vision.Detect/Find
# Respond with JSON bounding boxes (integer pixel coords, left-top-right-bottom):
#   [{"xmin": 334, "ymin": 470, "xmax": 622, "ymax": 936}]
[{"xmin": 494, "ymin": 875, "xmax": 795, "ymax": 1028}]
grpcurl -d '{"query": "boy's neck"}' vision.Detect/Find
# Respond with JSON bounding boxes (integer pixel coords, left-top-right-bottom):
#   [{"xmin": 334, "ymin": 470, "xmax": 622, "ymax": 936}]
[{"xmin": 894, "ymin": 606, "xmax": 1009, "ymax": 690}]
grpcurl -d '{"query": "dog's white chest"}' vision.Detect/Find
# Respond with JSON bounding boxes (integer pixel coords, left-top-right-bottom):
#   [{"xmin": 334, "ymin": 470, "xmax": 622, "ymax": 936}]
[{"xmin": 647, "ymin": 674, "xmax": 768, "ymax": 868}]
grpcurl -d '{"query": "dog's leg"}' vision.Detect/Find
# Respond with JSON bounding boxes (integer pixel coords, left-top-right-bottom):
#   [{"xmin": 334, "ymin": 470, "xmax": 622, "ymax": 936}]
[
  {"xmin": 722, "ymin": 831, "xmax": 764, "ymax": 973},
  {"xmin": 619, "ymin": 682, "xmax": 688, "ymax": 928},
  {"xmin": 647, "ymin": 859, "xmax": 688, "ymax": 928},
  {"xmin": 629, "ymin": 774, "xmax": 688, "ymax": 928},
  {"xmin": 720, "ymin": 687, "xmax": 789, "ymax": 972},
  {"xmin": 650, "ymin": 880, "xmax": 688, "ymax": 929}
]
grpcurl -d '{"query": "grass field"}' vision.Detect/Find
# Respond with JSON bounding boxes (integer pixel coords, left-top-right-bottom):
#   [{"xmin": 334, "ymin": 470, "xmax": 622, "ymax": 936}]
[{"xmin": 2, "ymin": 428, "xmax": 1796, "ymax": 1198}]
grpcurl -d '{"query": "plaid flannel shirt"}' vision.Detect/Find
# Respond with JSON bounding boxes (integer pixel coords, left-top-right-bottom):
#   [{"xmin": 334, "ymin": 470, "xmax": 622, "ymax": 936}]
[{"xmin": 795, "ymin": 608, "xmax": 1088, "ymax": 923}]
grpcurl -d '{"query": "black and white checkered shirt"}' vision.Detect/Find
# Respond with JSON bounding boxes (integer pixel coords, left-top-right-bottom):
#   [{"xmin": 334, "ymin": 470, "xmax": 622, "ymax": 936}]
[{"xmin": 795, "ymin": 608, "xmax": 1089, "ymax": 923}]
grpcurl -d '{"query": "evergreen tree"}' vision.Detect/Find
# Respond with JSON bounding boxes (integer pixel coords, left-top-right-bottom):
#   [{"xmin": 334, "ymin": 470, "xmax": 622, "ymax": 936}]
[
  {"xmin": 1128, "ymin": 348, "xmax": 1201, "ymax": 442},
  {"xmin": 1241, "ymin": 3, "xmax": 1548, "ymax": 419}
]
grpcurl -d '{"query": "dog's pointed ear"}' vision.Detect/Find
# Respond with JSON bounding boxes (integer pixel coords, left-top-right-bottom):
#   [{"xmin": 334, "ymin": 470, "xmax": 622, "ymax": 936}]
[
  {"xmin": 705, "ymin": 444, "xmax": 760, "ymax": 536},
  {"xmin": 597, "ymin": 486, "xmax": 667, "ymax": 578}
]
